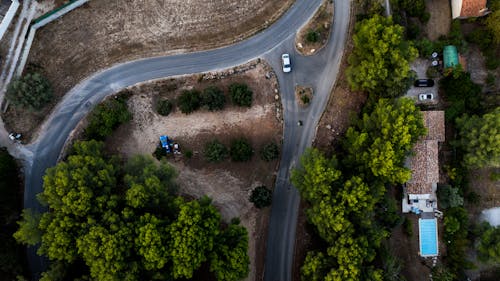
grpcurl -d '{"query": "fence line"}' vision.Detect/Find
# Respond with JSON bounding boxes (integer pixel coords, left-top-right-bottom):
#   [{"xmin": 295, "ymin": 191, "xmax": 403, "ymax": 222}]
[{"xmin": 15, "ymin": 0, "xmax": 90, "ymax": 76}]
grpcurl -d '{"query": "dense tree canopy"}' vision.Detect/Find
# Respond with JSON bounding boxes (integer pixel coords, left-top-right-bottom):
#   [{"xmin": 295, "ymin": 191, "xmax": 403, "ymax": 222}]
[
  {"xmin": 486, "ymin": 0, "xmax": 500, "ymax": 44},
  {"xmin": 6, "ymin": 72, "xmax": 53, "ymax": 110},
  {"xmin": 343, "ymin": 98, "xmax": 426, "ymax": 184},
  {"xmin": 347, "ymin": 15, "xmax": 418, "ymax": 97},
  {"xmin": 14, "ymin": 141, "xmax": 249, "ymax": 281},
  {"xmin": 477, "ymin": 222, "xmax": 500, "ymax": 264},
  {"xmin": 456, "ymin": 108, "xmax": 500, "ymax": 168}
]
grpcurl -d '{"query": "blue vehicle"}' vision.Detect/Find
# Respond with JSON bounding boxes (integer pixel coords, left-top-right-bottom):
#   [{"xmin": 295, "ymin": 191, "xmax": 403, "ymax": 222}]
[{"xmin": 160, "ymin": 135, "xmax": 172, "ymax": 153}]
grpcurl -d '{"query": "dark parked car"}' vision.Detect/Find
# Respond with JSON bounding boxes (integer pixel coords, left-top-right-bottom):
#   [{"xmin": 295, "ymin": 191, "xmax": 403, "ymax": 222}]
[{"xmin": 414, "ymin": 79, "xmax": 435, "ymax": 87}]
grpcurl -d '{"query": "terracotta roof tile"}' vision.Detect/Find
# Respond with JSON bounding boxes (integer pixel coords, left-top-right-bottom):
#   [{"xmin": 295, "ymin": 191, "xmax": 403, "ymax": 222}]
[
  {"xmin": 460, "ymin": 0, "xmax": 488, "ymax": 17},
  {"xmin": 407, "ymin": 111, "xmax": 445, "ymax": 195},
  {"xmin": 422, "ymin": 111, "xmax": 445, "ymax": 142}
]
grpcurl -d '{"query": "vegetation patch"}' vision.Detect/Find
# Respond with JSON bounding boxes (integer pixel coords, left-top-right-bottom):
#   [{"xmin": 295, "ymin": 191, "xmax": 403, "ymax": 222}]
[
  {"xmin": 14, "ymin": 141, "xmax": 250, "ymax": 281},
  {"xmin": 84, "ymin": 95, "xmax": 132, "ymax": 140},
  {"xmin": 295, "ymin": 85, "xmax": 313, "ymax": 107},
  {"xmin": 295, "ymin": 0, "xmax": 334, "ymax": 55}
]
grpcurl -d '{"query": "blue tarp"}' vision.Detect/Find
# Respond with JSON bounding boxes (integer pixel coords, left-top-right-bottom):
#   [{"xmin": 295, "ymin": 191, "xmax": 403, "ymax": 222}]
[{"xmin": 419, "ymin": 218, "xmax": 439, "ymax": 257}]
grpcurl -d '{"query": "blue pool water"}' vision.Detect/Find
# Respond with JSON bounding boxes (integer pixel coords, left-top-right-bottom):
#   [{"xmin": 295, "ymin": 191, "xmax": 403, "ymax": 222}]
[{"xmin": 419, "ymin": 218, "xmax": 438, "ymax": 257}]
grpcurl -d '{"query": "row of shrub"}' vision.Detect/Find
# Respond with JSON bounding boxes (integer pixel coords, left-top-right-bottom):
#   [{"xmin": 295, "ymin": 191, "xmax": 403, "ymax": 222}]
[
  {"xmin": 204, "ymin": 139, "xmax": 279, "ymax": 163},
  {"xmin": 157, "ymin": 83, "xmax": 253, "ymax": 116}
]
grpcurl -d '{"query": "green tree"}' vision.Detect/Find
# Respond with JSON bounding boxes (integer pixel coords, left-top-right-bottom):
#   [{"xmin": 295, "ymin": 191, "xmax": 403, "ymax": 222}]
[
  {"xmin": 39, "ymin": 261, "xmax": 67, "ymax": 281},
  {"xmin": 13, "ymin": 209, "xmax": 42, "ymax": 246},
  {"xmin": 440, "ymin": 67, "xmax": 482, "ymax": 122},
  {"xmin": 84, "ymin": 98, "xmax": 132, "ymax": 140},
  {"xmin": 230, "ymin": 138, "xmax": 253, "ymax": 162},
  {"xmin": 38, "ymin": 140, "xmax": 118, "ymax": 216},
  {"xmin": 485, "ymin": 0, "xmax": 500, "ymax": 44},
  {"xmin": 178, "ymin": 89, "xmax": 201, "ymax": 114},
  {"xmin": 124, "ymin": 155, "xmax": 177, "ymax": 209},
  {"xmin": 6, "ymin": 72, "xmax": 53, "ymax": 110},
  {"xmin": 169, "ymin": 197, "xmax": 220, "ymax": 279},
  {"xmin": 156, "ymin": 99, "xmax": 173, "ymax": 116},
  {"xmin": 437, "ymin": 184, "xmax": 464, "ymax": 209},
  {"xmin": 477, "ymin": 223, "xmax": 500, "ymax": 264},
  {"xmin": 210, "ymin": 219, "xmax": 250, "ymax": 281},
  {"xmin": 301, "ymin": 251, "xmax": 330, "ymax": 281},
  {"xmin": 306, "ymin": 29, "xmax": 320, "ymax": 43},
  {"xmin": 347, "ymin": 15, "xmax": 418, "ymax": 97},
  {"xmin": 204, "ymin": 140, "xmax": 229, "ymax": 163},
  {"xmin": 202, "ymin": 86, "xmax": 226, "ymax": 111},
  {"xmin": 229, "ymin": 83, "xmax": 253, "ymax": 107},
  {"xmin": 134, "ymin": 214, "xmax": 169, "ymax": 270},
  {"xmin": 343, "ymin": 98, "xmax": 426, "ymax": 184},
  {"xmin": 249, "ymin": 186, "xmax": 272, "ymax": 208},
  {"xmin": 456, "ymin": 108, "xmax": 500, "ymax": 168},
  {"xmin": 291, "ymin": 148, "xmax": 341, "ymax": 203},
  {"xmin": 260, "ymin": 142, "xmax": 280, "ymax": 161},
  {"xmin": 76, "ymin": 222, "xmax": 137, "ymax": 280}
]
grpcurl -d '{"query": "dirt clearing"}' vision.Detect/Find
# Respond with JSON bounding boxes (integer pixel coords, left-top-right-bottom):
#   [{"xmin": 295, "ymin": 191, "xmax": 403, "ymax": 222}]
[
  {"xmin": 313, "ymin": 4, "xmax": 366, "ymax": 154},
  {"xmin": 83, "ymin": 62, "xmax": 282, "ymax": 281},
  {"xmin": 425, "ymin": 0, "xmax": 451, "ymax": 41}
]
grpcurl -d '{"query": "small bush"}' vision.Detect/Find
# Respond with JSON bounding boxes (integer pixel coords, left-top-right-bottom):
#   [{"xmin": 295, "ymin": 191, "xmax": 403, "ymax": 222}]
[
  {"xmin": 184, "ymin": 150, "xmax": 193, "ymax": 159},
  {"xmin": 6, "ymin": 72, "xmax": 53, "ymax": 111},
  {"xmin": 249, "ymin": 186, "xmax": 272, "ymax": 208},
  {"xmin": 414, "ymin": 38, "xmax": 435, "ymax": 58},
  {"xmin": 153, "ymin": 145, "xmax": 165, "ymax": 160},
  {"xmin": 178, "ymin": 89, "xmax": 201, "ymax": 114},
  {"xmin": 260, "ymin": 142, "xmax": 280, "ymax": 161},
  {"xmin": 300, "ymin": 94, "xmax": 310, "ymax": 105},
  {"xmin": 306, "ymin": 29, "xmax": 320, "ymax": 43},
  {"xmin": 156, "ymin": 99, "xmax": 173, "ymax": 116},
  {"xmin": 229, "ymin": 83, "xmax": 253, "ymax": 107},
  {"xmin": 230, "ymin": 138, "xmax": 253, "ymax": 162},
  {"xmin": 84, "ymin": 98, "xmax": 132, "ymax": 140},
  {"xmin": 202, "ymin": 86, "xmax": 226, "ymax": 111},
  {"xmin": 204, "ymin": 140, "xmax": 228, "ymax": 162},
  {"xmin": 486, "ymin": 73, "xmax": 496, "ymax": 87}
]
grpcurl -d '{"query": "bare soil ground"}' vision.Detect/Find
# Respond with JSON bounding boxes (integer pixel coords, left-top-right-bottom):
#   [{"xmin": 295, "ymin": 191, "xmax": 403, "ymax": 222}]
[
  {"xmin": 295, "ymin": 0, "xmax": 333, "ymax": 56},
  {"xmin": 313, "ymin": 6, "xmax": 366, "ymax": 154},
  {"xmin": 3, "ymin": 0, "xmax": 294, "ymax": 142},
  {"xmin": 425, "ymin": 0, "xmax": 451, "ymax": 41},
  {"xmin": 66, "ymin": 62, "xmax": 282, "ymax": 281},
  {"xmin": 466, "ymin": 167, "xmax": 500, "ymax": 216}
]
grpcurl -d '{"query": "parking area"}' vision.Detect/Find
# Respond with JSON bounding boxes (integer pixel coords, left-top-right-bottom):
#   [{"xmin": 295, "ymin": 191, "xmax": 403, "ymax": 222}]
[{"xmin": 406, "ymin": 58, "xmax": 440, "ymax": 105}]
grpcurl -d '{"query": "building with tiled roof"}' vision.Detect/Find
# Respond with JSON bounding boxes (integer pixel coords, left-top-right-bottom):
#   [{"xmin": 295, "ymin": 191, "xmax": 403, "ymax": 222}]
[
  {"xmin": 451, "ymin": 0, "xmax": 490, "ymax": 19},
  {"xmin": 403, "ymin": 111, "xmax": 445, "ymax": 214}
]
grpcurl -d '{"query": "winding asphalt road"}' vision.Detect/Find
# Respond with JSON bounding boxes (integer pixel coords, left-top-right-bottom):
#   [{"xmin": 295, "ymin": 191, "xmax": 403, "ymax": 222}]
[{"xmin": 19, "ymin": 0, "xmax": 351, "ymax": 279}]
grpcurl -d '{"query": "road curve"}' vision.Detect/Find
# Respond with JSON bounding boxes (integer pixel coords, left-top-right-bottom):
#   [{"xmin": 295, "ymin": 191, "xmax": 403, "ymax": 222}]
[{"xmin": 22, "ymin": 0, "xmax": 350, "ymax": 279}]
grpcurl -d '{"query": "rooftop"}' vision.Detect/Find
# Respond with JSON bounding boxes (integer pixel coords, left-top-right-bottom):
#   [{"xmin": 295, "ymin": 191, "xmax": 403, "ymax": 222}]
[
  {"xmin": 452, "ymin": 0, "xmax": 489, "ymax": 19},
  {"xmin": 406, "ymin": 111, "xmax": 445, "ymax": 195}
]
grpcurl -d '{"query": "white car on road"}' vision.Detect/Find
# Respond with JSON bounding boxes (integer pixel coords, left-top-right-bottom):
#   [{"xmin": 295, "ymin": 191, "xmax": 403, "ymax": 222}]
[{"xmin": 282, "ymin": 53, "xmax": 291, "ymax": 73}]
